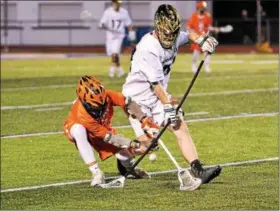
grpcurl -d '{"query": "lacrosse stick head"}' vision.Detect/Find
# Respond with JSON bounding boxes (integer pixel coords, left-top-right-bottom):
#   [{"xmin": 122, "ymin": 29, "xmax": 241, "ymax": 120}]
[
  {"xmin": 219, "ymin": 25, "xmax": 233, "ymax": 33},
  {"xmin": 99, "ymin": 176, "xmax": 125, "ymax": 189},
  {"xmin": 80, "ymin": 10, "xmax": 92, "ymax": 20},
  {"xmin": 177, "ymin": 169, "xmax": 202, "ymax": 191}
]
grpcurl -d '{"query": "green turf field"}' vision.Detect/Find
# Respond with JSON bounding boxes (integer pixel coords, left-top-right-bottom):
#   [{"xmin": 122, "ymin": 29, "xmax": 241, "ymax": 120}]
[{"xmin": 1, "ymin": 53, "xmax": 279, "ymax": 210}]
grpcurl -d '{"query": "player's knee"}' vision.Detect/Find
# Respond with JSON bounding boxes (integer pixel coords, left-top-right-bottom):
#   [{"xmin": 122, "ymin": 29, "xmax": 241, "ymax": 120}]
[{"xmin": 70, "ymin": 124, "xmax": 87, "ymax": 140}]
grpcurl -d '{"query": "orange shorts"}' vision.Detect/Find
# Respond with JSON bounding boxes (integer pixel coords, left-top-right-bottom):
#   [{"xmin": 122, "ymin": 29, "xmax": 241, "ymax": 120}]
[
  {"xmin": 191, "ymin": 43, "xmax": 201, "ymax": 51},
  {"xmin": 64, "ymin": 124, "xmax": 119, "ymax": 161}
]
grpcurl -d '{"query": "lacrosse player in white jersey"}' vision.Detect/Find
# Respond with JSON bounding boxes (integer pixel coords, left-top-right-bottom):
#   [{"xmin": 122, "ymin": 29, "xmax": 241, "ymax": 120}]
[
  {"xmin": 99, "ymin": 0, "xmax": 136, "ymax": 78},
  {"xmin": 122, "ymin": 4, "xmax": 222, "ymax": 185}
]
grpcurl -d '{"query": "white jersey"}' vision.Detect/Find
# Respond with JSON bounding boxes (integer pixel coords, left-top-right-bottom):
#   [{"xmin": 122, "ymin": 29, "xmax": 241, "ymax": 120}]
[
  {"xmin": 122, "ymin": 31, "xmax": 189, "ymax": 105},
  {"xmin": 99, "ymin": 7, "xmax": 132, "ymax": 39}
]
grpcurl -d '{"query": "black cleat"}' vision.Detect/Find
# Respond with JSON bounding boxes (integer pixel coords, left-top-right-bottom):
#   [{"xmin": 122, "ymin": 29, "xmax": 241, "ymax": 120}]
[
  {"xmin": 116, "ymin": 159, "xmax": 150, "ymax": 179},
  {"xmin": 191, "ymin": 165, "xmax": 222, "ymax": 184}
]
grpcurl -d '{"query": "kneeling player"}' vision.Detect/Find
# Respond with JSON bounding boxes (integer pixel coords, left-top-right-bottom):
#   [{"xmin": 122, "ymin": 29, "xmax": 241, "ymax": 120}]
[{"xmin": 64, "ymin": 75, "xmax": 156, "ymax": 187}]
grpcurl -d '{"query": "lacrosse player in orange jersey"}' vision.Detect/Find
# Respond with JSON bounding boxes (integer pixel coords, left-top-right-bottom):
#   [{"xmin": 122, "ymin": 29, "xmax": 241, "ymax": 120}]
[
  {"xmin": 187, "ymin": 1, "xmax": 233, "ymax": 73},
  {"xmin": 64, "ymin": 75, "xmax": 158, "ymax": 187}
]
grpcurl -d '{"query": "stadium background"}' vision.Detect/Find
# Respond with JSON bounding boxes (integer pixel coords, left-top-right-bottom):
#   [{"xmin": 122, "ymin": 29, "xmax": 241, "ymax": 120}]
[{"xmin": 1, "ymin": 0, "xmax": 279, "ymax": 53}]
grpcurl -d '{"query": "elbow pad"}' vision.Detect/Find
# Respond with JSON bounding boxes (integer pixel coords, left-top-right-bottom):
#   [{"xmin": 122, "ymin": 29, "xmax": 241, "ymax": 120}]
[{"xmin": 104, "ymin": 133, "xmax": 132, "ymax": 148}]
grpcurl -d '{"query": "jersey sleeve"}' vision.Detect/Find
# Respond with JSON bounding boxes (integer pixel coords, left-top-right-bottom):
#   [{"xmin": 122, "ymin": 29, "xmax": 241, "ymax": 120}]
[
  {"xmin": 99, "ymin": 10, "xmax": 109, "ymax": 27},
  {"xmin": 124, "ymin": 10, "xmax": 132, "ymax": 26},
  {"xmin": 106, "ymin": 90, "xmax": 126, "ymax": 108},
  {"xmin": 139, "ymin": 50, "xmax": 164, "ymax": 83},
  {"xmin": 177, "ymin": 31, "xmax": 190, "ymax": 46}
]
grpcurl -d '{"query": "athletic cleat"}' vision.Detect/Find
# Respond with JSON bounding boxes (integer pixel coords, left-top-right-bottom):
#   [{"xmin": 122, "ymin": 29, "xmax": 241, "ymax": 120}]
[
  {"xmin": 178, "ymin": 169, "xmax": 202, "ymax": 191},
  {"xmin": 90, "ymin": 171, "xmax": 105, "ymax": 187},
  {"xmin": 117, "ymin": 159, "xmax": 150, "ymax": 179},
  {"xmin": 191, "ymin": 165, "xmax": 222, "ymax": 184}
]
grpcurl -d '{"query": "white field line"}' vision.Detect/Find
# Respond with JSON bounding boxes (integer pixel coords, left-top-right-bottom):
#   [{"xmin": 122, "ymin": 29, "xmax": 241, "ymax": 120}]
[
  {"xmin": 1, "ymin": 74, "xmax": 277, "ymax": 92},
  {"xmin": 1, "ymin": 112, "xmax": 278, "ymax": 139},
  {"xmin": 1, "ymin": 88, "xmax": 277, "ymax": 111},
  {"xmin": 1, "ymin": 102, "xmax": 72, "ymax": 110},
  {"xmin": 251, "ymin": 60, "xmax": 278, "ymax": 64},
  {"xmin": 35, "ymin": 107, "xmax": 63, "ymax": 112},
  {"xmin": 184, "ymin": 111, "xmax": 208, "ymax": 116},
  {"xmin": 1, "ymin": 157, "xmax": 278, "ymax": 193},
  {"xmin": 210, "ymin": 60, "xmax": 244, "ymax": 64},
  {"xmin": 3, "ymin": 59, "xmax": 277, "ymax": 71}
]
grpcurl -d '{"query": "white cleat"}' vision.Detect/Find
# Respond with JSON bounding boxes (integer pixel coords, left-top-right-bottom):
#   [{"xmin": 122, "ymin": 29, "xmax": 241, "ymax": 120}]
[
  {"xmin": 90, "ymin": 171, "xmax": 105, "ymax": 187},
  {"xmin": 178, "ymin": 169, "xmax": 202, "ymax": 191}
]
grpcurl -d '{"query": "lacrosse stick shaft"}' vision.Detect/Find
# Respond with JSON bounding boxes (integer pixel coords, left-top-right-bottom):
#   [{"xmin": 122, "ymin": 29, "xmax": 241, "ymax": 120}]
[
  {"xmin": 126, "ymin": 121, "xmax": 170, "ymax": 176},
  {"xmin": 126, "ymin": 53, "xmax": 209, "ymax": 176},
  {"xmin": 158, "ymin": 139, "xmax": 181, "ymax": 169},
  {"xmin": 176, "ymin": 53, "xmax": 209, "ymax": 113}
]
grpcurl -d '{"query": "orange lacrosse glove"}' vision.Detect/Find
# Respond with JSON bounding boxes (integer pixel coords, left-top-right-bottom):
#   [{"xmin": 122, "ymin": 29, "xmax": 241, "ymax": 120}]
[{"xmin": 141, "ymin": 116, "xmax": 160, "ymax": 139}]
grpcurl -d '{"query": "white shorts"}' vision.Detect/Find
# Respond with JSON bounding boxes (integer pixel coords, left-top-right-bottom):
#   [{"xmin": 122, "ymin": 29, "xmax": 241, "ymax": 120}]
[
  {"xmin": 106, "ymin": 37, "xmax": 124, "ymax": 56},
  {"xmin": 129, "ymin": 100, "xmax": 165, "ymax": 138}
]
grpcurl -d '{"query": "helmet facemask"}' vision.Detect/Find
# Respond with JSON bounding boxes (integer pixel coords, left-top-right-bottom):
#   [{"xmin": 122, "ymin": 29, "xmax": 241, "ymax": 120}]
[{"xmin": 154, "ymin": 5, "xmax": 181, "ymax": 49}]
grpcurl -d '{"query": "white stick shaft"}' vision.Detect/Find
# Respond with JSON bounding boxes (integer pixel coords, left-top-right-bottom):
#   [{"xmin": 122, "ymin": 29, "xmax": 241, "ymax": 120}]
[{"xmin": 158, "ymin": 139, "xmax": 181, "ymax": 170}]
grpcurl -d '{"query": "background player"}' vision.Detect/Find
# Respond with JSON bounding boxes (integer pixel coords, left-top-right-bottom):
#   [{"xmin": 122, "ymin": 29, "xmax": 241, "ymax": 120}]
[
  {"xmin": 187, "ymin": 1, "xmax": 233, "ymax": 73},
  {"xmin": 99, "ymin": 0, "xmax": 136, "ymax": 78},
  {"xmin": 122, "ymin": 4, "xmax": 222, "ymax": 184},
  {"xmin": 64, "ymin": 75, "xmax": 157, "ymax": 187}
]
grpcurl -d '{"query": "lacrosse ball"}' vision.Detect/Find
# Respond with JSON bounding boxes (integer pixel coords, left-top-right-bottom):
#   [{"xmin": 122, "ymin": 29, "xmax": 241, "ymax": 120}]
[{"xmin": 149, "ymin": 153, "xmax": 157, "ymax": 162}]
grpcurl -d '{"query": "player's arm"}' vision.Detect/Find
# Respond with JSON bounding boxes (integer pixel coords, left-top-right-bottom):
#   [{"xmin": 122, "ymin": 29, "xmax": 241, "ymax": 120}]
[
  {"xmin": 98, "ymin": 10, "xmax": 108, "ymax": 30},
  {"xmin": 106, "ymin": 89, "xmax": 159, "ymax": 136},
  {"xmin": 187, "ymin": 30, "xmax": 218, "ymax": 54},
  {"xmin": 124, "ymin": 10, "xmax": 136, "ymax": 42},
  {"xmin": 82, "ymin": 116, "xmax": 141, "ymax": 149}
]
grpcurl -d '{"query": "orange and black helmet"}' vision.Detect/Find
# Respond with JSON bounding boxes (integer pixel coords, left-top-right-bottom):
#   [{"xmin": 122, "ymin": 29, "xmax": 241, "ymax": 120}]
[{"xmin": 76, "ymin": 75, "xmax": 107, "ymax": 118}]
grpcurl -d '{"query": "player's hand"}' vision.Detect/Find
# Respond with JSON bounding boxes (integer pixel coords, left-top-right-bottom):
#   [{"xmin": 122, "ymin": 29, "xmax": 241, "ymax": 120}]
[
  {"xmin": 174, "ymin": 105, "xmax": 184, "ymax": 120},
  {"xmin": 141, "ymin": 116, "xmax": 160, "ymax": 139},
  {"xmin": 195, "ymin": 35, "xmax": 218, "ymax": 54},
  {"xmin": 128, "ymin": 30, "xmax": 136, "ymax": 41},
  {"xmin": 129, "ymin": 140, "xmax": 149, "ymax": 155},
  {"xmin": 164, "ymin": 104, "xmax": 180, "ymax": 127}
]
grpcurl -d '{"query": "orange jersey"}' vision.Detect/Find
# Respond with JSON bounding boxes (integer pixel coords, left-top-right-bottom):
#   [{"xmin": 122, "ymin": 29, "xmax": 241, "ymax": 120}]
[
  {"xmin": 187, "ymin": 11, "xmax": 213, "ymax": 34},
  {"xmin": 187, "ymin": 12, "xmax": 213, "ymax": 51},
  {"xmin": 63, "ymin": 89, "xmax": 126, "ymax": 160}
]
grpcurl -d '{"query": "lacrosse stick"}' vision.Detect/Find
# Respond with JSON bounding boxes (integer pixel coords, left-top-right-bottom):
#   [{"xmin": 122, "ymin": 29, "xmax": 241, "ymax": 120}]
[
  {"xmin": 158, "ymin": 139, "xmax": 201, "ymax": 190},
  {"xmin": 99, "ymin": 53, "xmax": 210, "ymax": 189},
  {"xmin": 218, "ymin": 25, "xmax": 233, "ymax": 33}
]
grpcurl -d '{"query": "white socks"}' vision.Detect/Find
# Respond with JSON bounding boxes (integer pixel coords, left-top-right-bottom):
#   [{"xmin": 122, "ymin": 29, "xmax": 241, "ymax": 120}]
[
  {"xmin": 192, "ymin": 50, "xmax": 200, "ymax": 73},
  {"xmin": 192, "ymin": 50, "xmax": 211, "ymax": 73},
  {"xmin": 117, "ymin": 67, "xmax": 124, "ymax": 77},
  {"xmin": 109, "ymin": 66, "xmax": 115, "ymax": 78},
  {"xmin": 70, "ymin": 124, "xmax": 101, "ymax": 175},
  {"xmin": 205, "ymin": 54, "xmax": 211, "ymax": 73},
  {"xmin": 109, "ymin": 66, "xmax": 125, "ymax": 78}
]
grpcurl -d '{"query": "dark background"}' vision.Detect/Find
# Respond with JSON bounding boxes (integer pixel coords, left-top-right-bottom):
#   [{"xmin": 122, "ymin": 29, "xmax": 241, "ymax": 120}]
[
  {"xmin": 213, "ymin": 0, "xmax": 279, "ymax": 18},
  {"xmin": 212, "ymin": 0, "xmax": 279, "ymax": 44}
]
